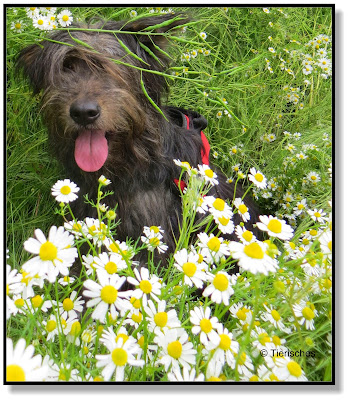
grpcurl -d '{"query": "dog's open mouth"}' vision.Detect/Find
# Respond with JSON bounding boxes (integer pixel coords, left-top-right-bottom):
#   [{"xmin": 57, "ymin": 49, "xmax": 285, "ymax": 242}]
[{"xmin": 74, "ymin": 130, "xmax": 108, "ymax": 172}]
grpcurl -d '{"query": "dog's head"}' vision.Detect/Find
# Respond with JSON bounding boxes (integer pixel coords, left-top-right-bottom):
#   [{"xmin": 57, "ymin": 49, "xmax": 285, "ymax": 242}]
[{"xmin": 16, "ymin": 13, "xmax": 189, "ymax": 174}]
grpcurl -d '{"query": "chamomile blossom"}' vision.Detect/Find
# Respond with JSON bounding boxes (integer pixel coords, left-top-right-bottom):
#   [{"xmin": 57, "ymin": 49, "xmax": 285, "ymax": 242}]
[
  {"xmin": 256, "ymin": 215, "xmax": 294, "ymax": 240},
  {"xmin": 57, "ymin": 9, "xmax": 73, "ymax": 27},
  {"xmin": 32, "ymin": 15, "xmax": 50, "ymax": 30},
  {"xmin": 141, "ymin": 227, "xmax": 168, "ymax": 254},
  {"xmin": 22, "ymin": 226, "xmax": 78, "ymax": 283},
  {"xmin": 168, "ymin": 366, "xmax": 204, "ymax": 382},
  {"xmin": 127, "ymin": 267, "xmax": 162, "ymax": 304},
  {"xmin": 233, "ymin": 198, "xmax": 251, "ymax": 222},
  {"xmin": 189, "ymin": 306, "xmax": 220, "ymax": 345},
  {"xmin": 92, "ymin": 252, "xmax": 128, "ymax": 275},
  {"xmin": 319, "ymin": 230, "xmax": 332, "ymax": 259},
  {"xmin": 51, "ymin": 179, "xmax": 80, "ymax": 203},
  {"xmin": 306, "ymin": 171, "xmax": 321, "ymax": 184},
  {"xmin": 11, "ymin": 20, "xmax": 25, "ymax": 32},
  {"xmin": 196, "ymin": 232, "xmax": 230, "ymax": 263},
  {"xmin": 307, "ymin": 208, "xmax": 327, "ymax": 223},
  {"xmin": 203, "ymin": 271, "xmax": 235, "ymax": 305},
  {"xmin": 154, "ymin": 329, "xmax": 197, "ymax": 372},
  {"xmin": 199, "ymin": 32, "xmax": 207, "ymax": 40},
  {"xmin": 54, "ymin": 290, "xmax": 84, "ymax": 320},
  {"xmin": 83, "ymin": 270, "xmax": 131, "ymax": 323},
  {"xmin": 274, "ymin": 357, "xmax": 307, "ymax": 381},
  {"xmin": 204, "ymin": 196, "xmax": 233, "ymax": 220},
  {"xmin": 235, "ymin": 225, "xmax": 257, "ymax": 244},
  {"xmin": 6, "ymin": 338, "xmax": 48, "ymax": 382},
  {"xmin": 261, "ymin": 304, "xmax": 291, "ymax": 333},
  {"xmin": 197, "ymin": 164, "xmax": 219, "ymax": 186},
  {"xmin": 205, "ymin": 325, "xmax": 239, "ymax": 368},
  {"xmin": 248, "ymin": 167, "xmax": 268, "ymax": 189},
  {"xmin": 214, "ymin": 214, "xmax": 235, "ymax": 235},
  {"xmin": 292, "ymin": 299, "xmax": 318, "ymax": 330},
  {"xmin": 173, "ymin": 248, "xmax": 208, "ymax": 288},
  {"xmin": 143, "ymin": 300, "xmax": 181, "ymax": 334},
  {"xmin": 96, "ymin": 336, "xmax": 144, "ymax": 381},
  {"xmin": 229, "ymin": 240, "xmax": 278, "ymax": 275}
]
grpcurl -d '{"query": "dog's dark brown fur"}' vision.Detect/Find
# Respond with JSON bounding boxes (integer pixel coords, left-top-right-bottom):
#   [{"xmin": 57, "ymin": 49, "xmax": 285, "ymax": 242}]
[{"xmin": 17, "ymin": 14, "xmax": 260, "ymax": 262}]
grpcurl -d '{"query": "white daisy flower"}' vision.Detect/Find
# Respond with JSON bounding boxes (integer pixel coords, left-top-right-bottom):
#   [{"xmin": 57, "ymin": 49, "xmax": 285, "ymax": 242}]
[
  {"xmin": 51, "ymin": 178, "xmax": 80, "ymax": 203},
  {"xmin": 189, "ymin": 306, "xmax": 221, "ymax": 345},
  {"xmin": 196, "ymin": 232, "xmax": 230, "ymax": 264},
  {"xmin": 233, "ymin": 198, "xmax": 251, "ymax": 222},
  {"xmin": 154, "ymin": 329, "xmax": 197, "ymax": 372},
  {"xmin": 96, "ymin": 336, "xmax": 144, "ymax": 381},
  {"xmin": 260, "ymin": 304, "xmax": 291, "ymax": 333},
  {"xmin": 203, "ymin": 271, "xmax": 235, "ymax": 306},
  {"xmin": 248, "ymin": 167, "xmax": 267, "ymax": 189},
  {"xmin": 57, "ymin": 9, "xmax": 73, "ymax": 27},
  {"xmin": 197, "ymin": 164, "xmax": 219, "ymax": 186},
  {"xmin": 83, "ymin": 270, "xmax": 131, "ymax": 323},
  {"xmin": 235, "ymin": 225, "xmax": 257, "ymax": 244},
  {"xmin": 127, "ymin": 267, "xmax": 162, "ymax": 304},
  {"xmin": 173, "ymin": 248, "xmax": 208, "ymax": 289},
  {"xmin": 6, "ymin": 338, "xmax": 48, "ymax": 382},
  {"xmin": 199, "ymin": 31, "xmax": 207, "ymax": 40},
  {"xmin": 204, "ymin": 196, "xmax": 233, "ymax": 220},
  {"xmin": 54, "ymin": 290, "xmax": 84, "ymax": 320},
  {"xmin": 292, "ymin": 299, "xmax": 318, "ymax": 330},
  {"xmin": 93, "ymin": 252, "xmax": 128, "ymax": 275},
  {"xmin": 32, "ymin": 14, "xmax": 50, "ymax": 30},
  {"xmin": 229, "ymin": 240, "xmax": 279, "ymax": 275},
  {"xmin": 274, "ymin": 357, "xmax": 307, "ymax": 381},
  {"xmin": 256, "ymin": 215, "xmax": 294, "ymax": 240},
  {"xmin": 143, "ymin": 300, "xmax": 181, "ymax": 334},
  {"xmin": 22, "ymin": 226, "xmax": 78, "ymax": 283},
  {"xmin": 205, "ymin": 325, "xmax": 239, "ymax": 368},
  {"xmin": 168, "ymin": 366, "xmax": 205, "ymax": 382},
  {"xmin": 307, "ymin": 208, "xmax": 327, "ymax": 223}
]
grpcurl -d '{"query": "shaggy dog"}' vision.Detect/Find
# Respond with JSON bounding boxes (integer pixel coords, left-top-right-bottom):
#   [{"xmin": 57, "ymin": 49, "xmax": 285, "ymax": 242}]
[{"xmin": 17, "ymin": 13, "xmax": 260, "ymax": 261}]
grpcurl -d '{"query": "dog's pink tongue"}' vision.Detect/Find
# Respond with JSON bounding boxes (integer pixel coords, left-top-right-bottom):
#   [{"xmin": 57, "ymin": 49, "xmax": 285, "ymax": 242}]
[{"xmin": 74, "ymin": 130, "xmax": 108, "ymax": 172}]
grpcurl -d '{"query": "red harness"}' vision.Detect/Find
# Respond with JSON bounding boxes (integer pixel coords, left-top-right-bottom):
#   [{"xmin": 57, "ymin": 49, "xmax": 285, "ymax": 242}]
[{"xmin": 174, "ymin": 114, "xmax": 210, "ymax": 191}]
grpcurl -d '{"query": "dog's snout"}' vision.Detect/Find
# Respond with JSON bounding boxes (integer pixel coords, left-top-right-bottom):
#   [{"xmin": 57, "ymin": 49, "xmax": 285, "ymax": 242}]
[{"xmin": 70, "ymin": 99, "xmax": 101, "ymax": 126}]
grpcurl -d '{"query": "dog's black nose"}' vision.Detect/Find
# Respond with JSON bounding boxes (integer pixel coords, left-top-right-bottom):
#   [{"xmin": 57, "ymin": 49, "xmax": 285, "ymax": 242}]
[{"xmin": 70, "ymin": 100, "xmax": 101, "ymax": 125}]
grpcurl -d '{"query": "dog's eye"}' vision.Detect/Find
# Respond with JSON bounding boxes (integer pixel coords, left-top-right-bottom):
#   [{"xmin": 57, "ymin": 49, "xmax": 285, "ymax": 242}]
[{"xmin": 63, "ymin": 58, "xmax": 75, "ymax": 72}]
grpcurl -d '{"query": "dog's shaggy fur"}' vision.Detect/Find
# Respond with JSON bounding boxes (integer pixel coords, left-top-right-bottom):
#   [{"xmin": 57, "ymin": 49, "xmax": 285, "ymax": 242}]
[{"xmin": 17, "ymin": 14, "xmax": 260, "ymax": 261}]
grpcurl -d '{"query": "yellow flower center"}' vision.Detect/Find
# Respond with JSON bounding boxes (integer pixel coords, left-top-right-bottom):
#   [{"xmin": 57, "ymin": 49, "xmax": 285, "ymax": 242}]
[
  {"xmin": 139, "ymin": 280, "xmax": 152, "ymax": 294},
  {"xmin": 271, "ymin": 309, "xmax": 281, "ymax": 321},
  {"xmin": 314, "ymin": 212, "xmax": 321, "ymax": 218},
  {"xmin": 219, "ymin": 334, "xmax": 231, "ymax": 350},
  {"xmin": 46, "ymin": 320, "xmax": 57, "ymax": 332},
  {"xmin": 254, "ymin": 173, "xmax": 264, "ymax": 182},
  {"xmin": 272, "ymin": 335, "xmax": 281, "ymax": 346},
  {"xmin": 149, "ymin": 237, "xmax": 160, "ymax": 247},
  {"xmin": 237, "ymin": 352, "xmax": 247, "ymax": 365},
  {"xmin": 236, "ymin": 309, "xmax": 247, "ymax": 321},
  {"xmin": 38, "ymin": 19, "xmax": 44, "ymax": 25},
  {"xmin": 111, "ymin": 348, "xmax": 128, "ymax": 366},
  {"xmin": 15, "ymin": 298, "xmax": 24, "ymax": 308},
  {"xmin": 212, "ymin": 198, "xmax": 225, "ymax": 211},
  {"xmin": 302, "ymin": 306, "xmax": 315, "ymax": 320},
  {"xmin": 200, "ymin": 318, "xmax": 212, "ymax": 333},
  {"xmin": 70, "ymin": 321, "xmax": 81, "ymax": 336},
  {"xmin": 31, "ymin": 295, "xmax": 43, "ymax": 308},
  {"xmin": 39, "ymin": 241, "xmax": 58, "ymax": 261},
  {"xmin": 60, "ymin": 185, "xmax": 71, "ymax": 195},
  {"xmin": 218, "ymin": 216, "xmax": 230, "ymax": 226},
  {"xmin": 130, "ymin": 297, "xmax": 141, "ymax": 309},
  {"xmin": 100, "ymin": 285, "xmax": 118, "ymax": 304},
  {"xmin": 154, "ymin": 312, "xmax": 168, "ymax": 328},
  {"xmin": 63, "ymin": 298, "xmax": 74, "ymax": 311},
  {"xmin": 131, "ymin": 312, "xmax": 142, "ymax": 323},
  {"xmin": 238, "ymin": 204, "xmax": 248, "ymax": 214},
  {"xmin": 150, "ymin": 226, "xmax": 160, "ymax": 234},
  {"xmin": 15, "ymin": 23, "xmax": 21, "ymax": 29},
  {"xmin": 287, "ymin": 361, "xmax": 302, "ymax": 377},
  {"xmin": 213, "ymin": 273, "xmax": 229, "ymax": 291},
  {"xmin": 167, "ymin": 341, "xmax": 182, "ymax": 359},
  {"xmin": 62, "ymin": 15, "xmax": 69, "ymax": 22},
  {"xmin": 115, "ymin": 333, "xmax": 129, "ymax": 344},
  {"xmin": 267, "ymin": 219, "xmax": 282, "ymax": 233},
  {"xmin": 258, "ymin": 332, "xmax": 271, "ymax": 346},
  {"xmin": 243, "ymin": 242, "xmax": 264, "ymax": 259},
  {"xmin": 7, "ymin": 365, "xmax": 26, "ymax": 381},
  {"xmin": 105, "ymin": 261, "xmax": 118, "ymax": 274},
  {"xmin": 182, "ymin": 262, "xmax": 197, "ymax": 277},
  {"xmin": 242, "ymin": 230, "xmax": 253, "ymax": 242},
  {"xmin": 205, "ymin": 169, "xmax": 214, "ymax": 178},
  {"xmin": 207, "ymin": 237, "xmax": 221, "ymax": 252}
]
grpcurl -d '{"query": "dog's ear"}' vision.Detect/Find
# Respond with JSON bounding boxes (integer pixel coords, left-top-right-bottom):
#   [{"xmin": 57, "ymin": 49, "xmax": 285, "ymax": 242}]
[
  {"xmin": 121, "ymin": 13, "xmax": 189, "ymax": 55},
  {"xmin": 16, "ymin": 43, "xmax": 45, "ymax": 94}
]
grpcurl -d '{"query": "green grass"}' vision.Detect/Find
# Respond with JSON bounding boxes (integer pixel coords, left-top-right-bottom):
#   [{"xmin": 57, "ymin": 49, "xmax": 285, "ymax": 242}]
[{"xmin": 6, "ymin": 6, "xmax": 332, "ymax": 383}]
